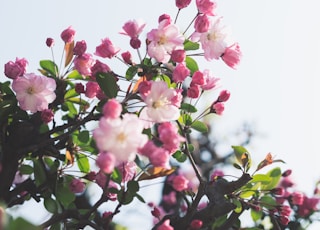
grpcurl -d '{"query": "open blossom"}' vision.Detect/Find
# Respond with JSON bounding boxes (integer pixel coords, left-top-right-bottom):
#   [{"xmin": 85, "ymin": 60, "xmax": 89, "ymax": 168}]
[
  {"xmin": 93, "ymin": 114, "xmax": 148, "ymax": 163},
  {"xmin": 74, "ymin": 53, "xmax": 95, "ymax": 76},
  {"xmin": 147, "ymin": 19, "xmax": 184, "ymax": 63},
  {"xmin": 199, "ymin": 17, "xmax": 230, "ymax": 61},
  {"xmin": 221, "ymin": 43, "xmax": 242, "ymax": 69},
  {"xmin": 120, "ymin": 19, "xmax": 146, "ymax": 38},
  {"xmin": 4, "ymin": 58, "xmax": 28, "ymax": 79},
  {"xmin": 158, "ymin": 122, "xmax": 185, "ymax": 153},
  {"xmin": 103, "ymin": 99, "xmax": 122, "ymax": 119},
  {"xmin": 139, "ymin": 140, "xmax": 170, "ymax": 168},
  {"xmin": 142, "ymin": 81, "xmax": 181, "ymax": 123},
  {"xmin": 85, "ymin": 81, "xmax": 100, "ymax": 98},
  {"xmin": 95, "ymin": 37, "xmax": 120, "ymax": 58},
  {"xmin": 201, "ymin": 69, "xmax": 220, "ymax": 90},
  {"xmin": 196, "ymin": 0, "xmax": 217, "ymax": 16},
  {"xmin": 172, "ymin": 63, "xmax": 190, "ymax": 83},
  {"xmin": 171, "ymin": 174, "xmax": 189, "ymax": 191},
  {"xmin": 73, "ymin": 40, "xmax": 87, "ymax": 56},
  {"xmin": 12, "ymin": 73, "xmax": 56, "ymax": 113}
]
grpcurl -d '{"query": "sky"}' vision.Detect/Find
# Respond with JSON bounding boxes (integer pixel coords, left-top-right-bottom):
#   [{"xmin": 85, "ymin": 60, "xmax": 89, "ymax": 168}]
[{"xmin": 1, "ymin": 0, "xmax": 320, "ymax": 229}]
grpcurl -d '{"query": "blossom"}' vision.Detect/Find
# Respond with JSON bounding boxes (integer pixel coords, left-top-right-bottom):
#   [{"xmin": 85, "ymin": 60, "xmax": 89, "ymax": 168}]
[
  {"xmin": 96, "ymin": 152, "xmax": 116, "ymax": 174},
  {"xmin": 69, "ymin": 178, "xmax": 85, "ymax": 194},
  {"xmin": 196, "ymin": 0, "xmax": 217, "ymax": 16},
  {"xmin": 93, "ymin": 114, "xmax": 148, "ymax": 163},
  {"xmin": 142, "ymin": 81, "xmax": 181, "ymax": 122},
  {"xmin": 139, "ymin": 141, "xmax": 170, "ymax": 168},
  {"xmin": 85, "ymin": 81, "xmax": 100, "ymax": 98},
  {"xmin": 290, "ymin": 191, "xmax": 304, "ymax": 205},
  {"xmin": 158, "ymin": 122, "xmax": 185, "ymax": 153},
  {"xmin": 218, "ymin": 90, "xmax": 231, "ymax": 102},
  {"xmin": 12, "ymin": 73, "xmax": 56, "ymax": 113},
  {"xmin": 201, "ymin": 69, "xmax": 220, "ymax": 90},
  {"xmin": 190, "ymin": 219, "xmax": 203, "ymax": 230},
  {"xmin": 199, "ymin": 17, "xmax": 229, "ymax": 61},
  {"xmin": 60, "ymin": 26, "xmax": 76, "ymax": 43},
  {"xmin": 187, "ymin": 84, "xmax": 201, "ymax": 98},
  {"xmin": 157, "ymin": 219, "xmax": 174, "ymax": 230},
  {"xmin": 172, "ymin": 63, "xmax": 190, "ymax": 83},
  {"xmin": 102, "ymin": 99, "xmax": 122, "ymax": 119},
  {"xmin": 46, "ymin": 38, "xmax": 54, "ymax": 47},
  {"xmin": 171, "ymin": 175, "xmax": 189, "ymax": 191},
  {"xmin": 73, "ymin": 53, "xmax": 95, "ymax": 76},
  {"xmin": 147, "ymin": 19, "xmax": 184, "ymax": 63},
  {"xmin": 175, "ymin": 0, "xmax": 192, "ymax": 9},
  {"xmin": 211, "ymin": 102, "xmax": 224, "ymax": 115},
  {"xmin": 90, "ymin": 60, "xmax": 111, "ymax": 79},
  {"xmin": 75, "ymin": 83, "xmax": 85, "ymax": 94},
  {"xmin": 121, "ymin": 51, "xmax": 133, "ymax": 65},
  {"xmin": 297, "ymin": 196, "xmax": 319, "ymax": 217},
  {"xmin": 171, "ymin": 49, "xmax": 186, "ymax": 63},
  {"xmin": 221, "ymin": 43, "xmax": 242, "ymax": 69},
  {"xmin": 191, "ymin": 70, "xmax": 205, "ymax": 86},
  {"xmin": 73, "ymin": 40, "xmax": 87, "ymax": 56},
  {"xmin": 95, "ymin": 37, "xmax": 120, "ymax": 58},
  {"xmin": 194, "ymin": 14, "xmax": 210, "ymax": 33},
  {"xmin": 41, "ymin": 109, "xmax": 54, "ymax": 123},
  {"xmin": 117, "ymin": 161, "xmax": 137, "ymax": 182},
  {"xmin": 120, "ymin": 19, "xmax": 146, "ymax": 38},
  {"xmin": 4, "ymin": 58, "xmax": 28, "ymax": 79}
]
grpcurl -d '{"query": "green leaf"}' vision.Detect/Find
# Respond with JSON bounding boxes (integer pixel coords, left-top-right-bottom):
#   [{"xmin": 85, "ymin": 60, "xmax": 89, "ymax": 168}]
[
  {"xmin": 251, "ymin": 174, "xmax": 272, "ymax": 184},
  {"xmin": 44, "ymin": 197, "xmax": 58, "ymax": 213},
  {"xmin": 76, "ymin": 153, "xmax": 90, "ymax": 173},
  {"xmin": 191, "ymin": 120, "xmax": 208, "ymax": 133},
  {"xmin": 96, "ymin": 72, "xmax": 119, "ymax": 98},
  {"xmin": 259, "ymin": 195, "xmax": 277, "ymax": 209},
  {"xmin": 64, "ymin": 88, "xmax": 79, "ymax": 99},
  {"xmin": 135, "ymin": 193, "xmax": 146, "ymax": 203},
  {"xmin": 261, "ymin": 167, "xmax": 282, "ymax": 190},
  {"xmin": 188, "ymin": 144, "xmax": 195, "ymax": 152},
  {"xmin": 126, "ymin": 66, "xmax": 138, "ymax": 80},
  {"xmin": 239, "ymin": 190, "xmax": 256, "ymax": 199},
  {"xmin": 64, "ymin": 101, "xmax": 77, "ymax": 118},
  {"xmin": 185, "ymin": 56, "xmax": 199, "ymax": 74},
  {"xmin": 172, "ymin": 150, "xmax": 187, "ymax": 163},
  {"xmin": 231, "ymin": 145, "xmax": 252, "ymax": 171},
  {"xmin": 66, "ymin": 70, "xmax": 83, "ymax": 79},
  {"xmin": 67, "ymin": 97, "xmax": 89, "ymax": 107},
  {"xmin": 33, "ymin": 159, "xmax": 46, "ymax": 187},
  {"xmin": 39, "ymin": 60, "xmax": 58, "ymax": 77},
  {"xmin": 78, "ymin": 130, "xmax": 90, "ymax": 143},
  {"xmin": 232, "ymin": 199, "xmax": 242, "ymax": 213},
  {"xmin": 251, "ymin": 208, "xmax": 263, "ymax": 222},
  {"xmin": 179, "ymin": 114, "xmax": 193, "ymax": 126},
  {"xmin": 127, "ymin": 180, "xmax": 139, "ymax": 193},
  {"xmin": 19, "ymin": 165, "xmax": 33, "ymax": 175},
  {"xmin": 180, "ymin": 103, "xmax": 197, "ymax": 113},
  {"xmin": 56, "ymin": 182, "xmax": 75, "ymax": 208},
  {"xmin": 7, "ymin": 217, "xmax": 41, "ymax": 230},
  {"xmin": 184, "ymin": 39, "xmax": 200, "ymax": 51}
]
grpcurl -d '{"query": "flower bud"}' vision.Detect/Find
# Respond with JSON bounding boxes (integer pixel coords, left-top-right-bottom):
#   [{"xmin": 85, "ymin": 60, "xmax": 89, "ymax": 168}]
[
  {"xmin": 46, "ymin": 38, "xmax": 55, "ymax": 47},
  {"xmin": 121, "ymin": 51, "xmax": 133, "ymax": 65},
  {"xmin": 158, "ymin": 14, "xmax": 171, "ymax": 24},
  {"xmin": 175, "ymin": 0, "xmax": 192, "ymax": 9},
  {"xmin": 211, "ymin": 102, "xmax": 225, "ymax": 115},
  {"xmin": 75, "ymin": 83, "xmax": 85, "ymax": 94},
  {"xmin": 190, "ymin": 219, "xmax": 203, "ymax": 230},
  {"xmin": 4, "ymin": 61, "xmax": 22, "ymax": 79},
  {"xmin": 282, "ymin": 169, "xmax": 292, "ymax": 177},
  {"xmin": 221, "ymin": 43, "xmax": 242, "ymax": 69},
  {"xmin": 130, "ymin": 37, "xmax": 141, "ymax": 49},
  {"xmin": 151, "ymin": 207, "xmax": 161, "ymax": 218},
  {"xmin": 290, "ymin": 191, "xmax": 304, "ymax": 205},
  {"xmin": 171, "ymin": 49, "xmax": 186, "ymax": 63},
  {"xmin": 73, "ymin": 40, "xmax": 87, "ymax": 56},
  {"xmin": 218, "ymin": 90, "xmax": 231, "ymax": 102},
  {"xmin": 60, "ymin": 26, "xmax": 76, "ymax": 43},
  {"xmin": 41, "ymin": 109, "xmax": 54, "ymax": 123},
  {"xmin": 194, "ymin": 14, "xmax": 210, "ymax": 33}
]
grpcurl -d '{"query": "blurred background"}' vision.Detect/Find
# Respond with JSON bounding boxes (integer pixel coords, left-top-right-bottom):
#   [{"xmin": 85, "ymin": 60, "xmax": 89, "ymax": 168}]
[{"xmin": 1, "ymin": 0, "xmax": 320, "ymax": 229}]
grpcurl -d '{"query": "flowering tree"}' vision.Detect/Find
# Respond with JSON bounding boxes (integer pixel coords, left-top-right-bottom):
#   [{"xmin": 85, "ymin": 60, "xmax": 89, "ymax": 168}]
[{"xmin": 0, "ymin": 0, "xmax": 319, "ymax": 229}]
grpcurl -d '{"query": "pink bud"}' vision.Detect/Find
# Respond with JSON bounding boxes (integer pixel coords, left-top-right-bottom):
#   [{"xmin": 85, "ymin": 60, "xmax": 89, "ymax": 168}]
[
  {"xmin": 41, "ymin": 109, "xmax": 54, "ymax": 123},
  {"xmin": 46, "ymin": 38, "xmax": 55, "ymax": 47},
  {"xmin": 279, "ymin": 216, "xmax": 290, "ymax": 226},
  {"xmin": 74, "ymin": 53, "xmax": 94, "ymax": 76},
  {"xmin": 75, "ymin": 83, "xmax": 85, "ymax": 94},
  {"xmin": 218, "ymin": 90, "xmax": 231, "ymax": 102},
  {"xmin": 187, "ymin": 84, "xmax": 201, "ymax": 98},
  {"xmin": 171, "ymin": 175, "xmax": 189, "ymax": 192},
  {"xmin": 69, "ymin": 178, "xmax": 85, "ymax": 194},
  {"xmin": 130, "ymin": 37, "xmax": 141, "ymax": 49},
  {"xmin": 191, "ymin": 71, "xmax": 205, "ymax": 86},
  {"xmin": 4, "ymin": 61, "xmax": 22, "ymax": 79},
  {"xmin": 211, "ymin": 102, "xmax": 225, "ymax": 115},
  {"xmin": 96, "ymin": 152, "xmax": 115, "ymax": 174},
  {"xmin": 190, "ymin": 219, "xmax": 203, "ymax": 229},
  {"xmin": 282, "ymin": 169, "xmax": 292, "ymax": 177},
  {"xmin": 121, "ymin": 51, "xmax": 133, "ymax": 65},
  {"xmin": 103, "ymin": 99, "xmax": 122, "ymax": 119},
  {"xmin": 85, "ymin": 81, "xmax": 100, "ymax": 98},
  {"xmin": 102, "ymin": 211, "xmax": 113, "ymax": 219},
  {"xmin": 173, "ymin": 63, "xmax": 190, "ymax": 83},
  {"xmin": 221, "ymin": 43, "xmax": 242, "ymax": 69},
  {"xmin": 158, "ymin": 14, "xmax": 171, "ymax": 24},
  {"xmin": 151, "ymin": 207, "xmax": 161, "ymax": 218},
  {"xmin": 60, "ymin": 26, "xmax": 76, "ymax": 43},
  {"xmin": 73, "ymin": 40, "xmax": 87, "ymax": 56},
  {"xmin": 171, "ymin": 49, "xmax": 186, "ymax": 63},
  {"xmin": 291, "ymin": 191, "xmax": 304, "ymax": 205},
  {"xmin": 90, "ymin": 60, "xmax": 111, "ymax": 80},
  {"xmin": 175, "ymin": 0, "xmax": 192, "ymax": 9},
  {"xmin": 194, "ymin": 14, "xmax": 210, "ymax": 33},
  {"xmin": 196, "ymin": 0, "xmax": 217, "ymax": 16},
  {"xmin": 272, "ymin": 187, "xmax": 285, "ymax": 196}
]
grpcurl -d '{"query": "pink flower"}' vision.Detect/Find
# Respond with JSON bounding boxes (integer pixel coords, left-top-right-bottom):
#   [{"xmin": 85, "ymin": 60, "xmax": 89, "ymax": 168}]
[
  {"xmin": 12, "ymin": 73, "xmax": 56, "ymax": 113},
  {"xmin": 210, "ymin": 170, "xmax": 224, "ymax": 181},
  {"xmin": 85, "ymin": 81, "xmax": 100, "ymax": 98},
  {"xmin": 218, "ymin": 90, "xmax": 231, "ymax": 102},
  {"xmin": 75, "ymin": 83, "xmax": 85, "ymax": 94},
  {"xmin": 171, "ymin": 175, "xmax": 189, "ymax": 192},
  {"xmin": 103, "ymin": 99, "xmax": 122, "ymax": 119},
  {"xmin": 171, "ymin": 49, "xmax": 186, "ymax": 63},
  {"xmin": 221, "ymin": 43, "xmax": 242, "ymax": 69},
  {"xmin": 199, "ymin": 17, "xmax": 229, "ymax": 61},
  {"xmin": 162, "ymin": 191, "xmax": 177, "ymax": 205},
  {"xmin": 194, "ymin": 14, "xmax": 210, "ymax": 33},
  {"xmin": 121, "ymin": 51, "xmax": 133, "ymax": 65},
  {"xmin": 147, "ymin": 20, "xmax": 184, "ymax": 63},
  {"xmin": 157, "ymin": 219, "xmax": 174, "ymax": 230},
  {"xmin": 158, "ymin": 122, "xmax": 185, "ymax": 153},
  {"xmin": 46, "ymin": 38, "xmax": 54, "ymax": 47},
  {"xmin": 138, "ymin": 80, "xmax": 152, "ymax": 100},
  {"xmin": 90, "ymin": 60, "xmax": 111, "ymax": 79},
  {"xmin": 139, "ymin": 141, "xmax": 170, "ymax": 168},
  {"xmin": 117, "ymin": 161, "xmax": 137, "ymax": 182},
  {"xmin": 4, "ymin": 58, "xmax": 28, "ymax": 79},
  {"xmin": 191, "ymin": 71, "xmax": 205, "ymax": 86},
  {"xmin": 297, "ymin": 196, "xmax": 319, "ymax": 217},
  {"xmin": 290, "ymin": 191, "xmax": 304, "ymax": 205},
  {"xmin": 158, "ymin": 14, "xmax": 172, "ymax": 24},
  {"xmin": 211, "ymin": 102, "xmax": 224, "ymax": 115},
  {"xmin": 74, "ymin": 53, "xmax": 95, "ymax": 76},
  {"xmin": 187, "ymin": 84, "xmax": 201, "ymax": 98},
  {"xmin": 190, "ymin": 219, "xmax": 203, "ymax": 230},
  {"xmin": 61, "ymin": 26, "xmax": 76, "ymax": 43},
  {"xmin": 95, "ymin": 37, "xmax": 120, "ymax": 58},
  {"xmin": 172, "ymin": 63, "xmax": 190, "ymax": 83},
  {"xmin": 120, "ymin": 19, "xmax": 146, "ymax": 38},
  {"xmin": 142, "ymin": 81, "xmax": 181, "ymax": 122},
  {"xmin": 93, "ymin": 114, "xmax": 148, "ymax": 163},
  {"xmin": 175, "ymin": 0, "xmax": 192, "ymax": 9},
  {"xmin": 96, "ymin": 152, "xmax": 115, "ymax": 174},
  {"xmin": 41, "ymin": 109, "xmax": 54, "ymax": 123},
  {"xmin": 69, "ymin": 178, "xmax": 85, "ymax": 194},
  {"xmin": 196, "ymin": 0, "xmax": 217, "ymax": 16},
  {"xmin": 73, "ymin": 40, "xmax": 87, "ymax": 56},
  {"xmin": 201, "ymin": 69, "xmax": 220, "ymax": 90}
]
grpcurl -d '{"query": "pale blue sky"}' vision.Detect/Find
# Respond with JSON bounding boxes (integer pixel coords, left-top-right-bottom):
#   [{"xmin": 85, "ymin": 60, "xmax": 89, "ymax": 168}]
[{"xmin": 1, "ymin": 0, "xmax": 320, "ymax": 229}]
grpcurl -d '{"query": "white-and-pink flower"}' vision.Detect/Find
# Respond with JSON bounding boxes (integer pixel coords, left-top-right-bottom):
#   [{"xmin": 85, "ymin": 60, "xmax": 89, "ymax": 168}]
[
  {"xmin": 93, "ymin": 114, "xmax": 148, "ymax": 163},
  {"xmin": 12, "ymin": 73, "xmax": 56, "ymax": 113},
  {"xmin": 141, "ymin": 81, "xmax": 182, "ymax": 123},
  {"xmin": 147, "ymin": 19, "xmax": 184, "ymax": 63}
]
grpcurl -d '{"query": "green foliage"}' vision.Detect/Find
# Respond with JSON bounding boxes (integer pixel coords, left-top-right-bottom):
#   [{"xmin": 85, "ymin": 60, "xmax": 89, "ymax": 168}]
[
  {"xmin": 96, "ymin": 72, "xmax": 119, "ymax": 98},
  {"xmin": 39, "ymin": 60, "xmax": 58, "ymax": 77}
]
